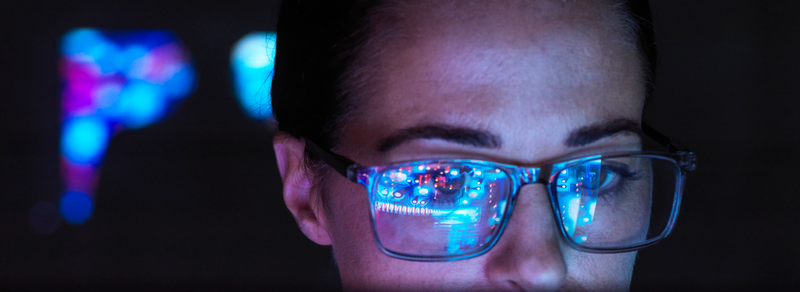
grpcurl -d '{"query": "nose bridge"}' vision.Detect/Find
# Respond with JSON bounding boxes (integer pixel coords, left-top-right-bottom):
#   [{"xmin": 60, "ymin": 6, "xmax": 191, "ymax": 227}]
[{"xmin": 484, "ymin": 174, "xmax": 567, "ymax": 290}]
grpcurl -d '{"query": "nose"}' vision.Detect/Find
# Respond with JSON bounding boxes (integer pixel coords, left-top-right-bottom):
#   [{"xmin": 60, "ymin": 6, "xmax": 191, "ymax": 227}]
[{"xmin": 484, "ymin": 183, "xmax": 568, "ymax": 291}]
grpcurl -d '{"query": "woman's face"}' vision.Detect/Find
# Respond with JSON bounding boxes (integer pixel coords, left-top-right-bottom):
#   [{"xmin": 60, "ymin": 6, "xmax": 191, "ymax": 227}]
[{"xmin": 276, "ymin": 1, "xmax": 646, "ymax": 290}]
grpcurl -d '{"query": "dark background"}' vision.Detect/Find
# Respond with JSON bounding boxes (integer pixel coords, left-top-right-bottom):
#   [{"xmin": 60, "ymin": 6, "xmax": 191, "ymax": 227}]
[{"xmin": 1, "ymin": 0, "xmax": 798, "ymax": 290}]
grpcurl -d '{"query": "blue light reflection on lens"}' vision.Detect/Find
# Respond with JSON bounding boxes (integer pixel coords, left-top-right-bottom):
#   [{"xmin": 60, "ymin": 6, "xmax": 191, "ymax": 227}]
[
  {"xmin": 231, "ymin": 31, "xmax": 276, "ymax": 119},
  {"xmin": 370, "ymin": 163, "xmax": 510, "ymax": 255},
  {"xmin": 556, "ymin": 160, "xmax": 600, "ymax": 243}
]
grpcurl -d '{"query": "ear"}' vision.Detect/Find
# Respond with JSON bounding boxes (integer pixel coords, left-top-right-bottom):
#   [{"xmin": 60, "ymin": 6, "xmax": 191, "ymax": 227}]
[{"xmin": 273, "ymin": 131, "xmax": 332, "ymax": 246}]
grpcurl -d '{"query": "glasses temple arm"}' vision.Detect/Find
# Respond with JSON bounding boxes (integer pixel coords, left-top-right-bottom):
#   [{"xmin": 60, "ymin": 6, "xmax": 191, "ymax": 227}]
[
  {"xmin": 641, "ymin": 122, "xmax": 691, "ymax": 153},
  {"xmin": 304, "ymin": 139, "xmax": 359, "ymax": 181}
]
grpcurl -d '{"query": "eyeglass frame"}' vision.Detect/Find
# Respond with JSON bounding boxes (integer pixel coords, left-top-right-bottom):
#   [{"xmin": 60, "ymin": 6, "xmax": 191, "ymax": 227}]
[{"xmin": 301, "ymin": 123, "xmax": 697, "ymax": 261}]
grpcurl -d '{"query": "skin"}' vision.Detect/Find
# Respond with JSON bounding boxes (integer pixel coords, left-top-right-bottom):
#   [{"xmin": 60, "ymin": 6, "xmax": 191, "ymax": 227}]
[{"xmin": 274, "ymin": 1, "xmax": 647, "ymax": 291}]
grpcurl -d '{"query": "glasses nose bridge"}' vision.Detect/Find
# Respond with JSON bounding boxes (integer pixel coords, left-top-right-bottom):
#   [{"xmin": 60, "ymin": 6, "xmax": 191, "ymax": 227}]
[{"xmin": 518, "ymin": 166, "xmax": 549, "ymax": 185}]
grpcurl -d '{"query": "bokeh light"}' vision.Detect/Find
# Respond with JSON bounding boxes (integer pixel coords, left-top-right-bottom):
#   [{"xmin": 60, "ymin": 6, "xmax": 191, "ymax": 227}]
[
  {"xmin": 52, "ymin": 28, "xmax": 197, "ymax": 228},
  {"xmin": 59, "ymin": 191, "xmax": 94, "ymax": 225},
  {"xmin": 61, "ymin": 116, "xmax": 108, "ymax": 165},
  {"xmin": 231, "ymin": 31, "xmax": 276, "ymax": 120}
]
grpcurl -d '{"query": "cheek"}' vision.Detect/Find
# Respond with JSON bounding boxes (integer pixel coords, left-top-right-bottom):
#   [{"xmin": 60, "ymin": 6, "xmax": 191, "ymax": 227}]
[
  {"xmin": 321, "ymin": 174, "xmax": 378, "ymax": 266},
  {"xmin": 563, "ymin": 250, "xmax": 636, "ymax": 289}
]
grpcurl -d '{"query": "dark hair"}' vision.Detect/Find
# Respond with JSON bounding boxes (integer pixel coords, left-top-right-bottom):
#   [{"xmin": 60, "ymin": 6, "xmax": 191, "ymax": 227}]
[{"xmin": 271, "ymin": 0, "xmax": 657, "ymax": 170}]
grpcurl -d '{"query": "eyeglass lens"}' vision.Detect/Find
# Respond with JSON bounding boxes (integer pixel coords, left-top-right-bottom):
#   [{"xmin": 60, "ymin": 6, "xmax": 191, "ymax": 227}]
[
  {"xmin": 554, "ymin": 156, "xmax": 679, "ymax": 249},
  {"xmin": 371, "ymin": 162, "xmax": 513, "ymax": 257}
]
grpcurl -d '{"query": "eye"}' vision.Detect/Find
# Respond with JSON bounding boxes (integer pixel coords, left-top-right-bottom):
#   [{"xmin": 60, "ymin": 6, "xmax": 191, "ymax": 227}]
[
  {"xmin": 595, "ymin": 166, "xmax": 618, "ymax": 189},
  {"xmin": 567, "ymin": 161, "xmax": 630, "ymax": 192}
]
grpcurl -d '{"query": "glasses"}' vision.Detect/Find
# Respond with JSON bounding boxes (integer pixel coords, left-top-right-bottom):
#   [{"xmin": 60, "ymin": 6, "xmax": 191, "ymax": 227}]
[{"xmin": 304, "ymin": 123, "xmax": 697, "ymax": 261}]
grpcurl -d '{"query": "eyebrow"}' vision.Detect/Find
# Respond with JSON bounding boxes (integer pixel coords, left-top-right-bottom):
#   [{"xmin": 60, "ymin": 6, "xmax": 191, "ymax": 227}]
[
  {"xmin": 377, "ymin": 124, "xmax": 502, "ymax": 152},
  {"xmin": 564, "ymin": 119, "xmax": 643, "ymax": 147},
  {"xmin": 376, "ymin": 119, "xmax": 640, "ymax": 152}
]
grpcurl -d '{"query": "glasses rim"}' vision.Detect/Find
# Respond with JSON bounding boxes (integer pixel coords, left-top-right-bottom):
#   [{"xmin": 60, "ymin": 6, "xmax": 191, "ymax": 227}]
[
  {"xmin": 301, "ymin": 123, "xmax": 697, "ymax": 261},
  {"xmin": 357, "ymin": 152, "xmax": 690, "ymax": 261}
]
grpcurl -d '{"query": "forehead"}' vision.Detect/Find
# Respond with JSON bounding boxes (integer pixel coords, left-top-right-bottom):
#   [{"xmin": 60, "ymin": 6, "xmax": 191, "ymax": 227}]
[{"xmin": 343, "ymin": 0, "xmax": 645, "ymax": 164}]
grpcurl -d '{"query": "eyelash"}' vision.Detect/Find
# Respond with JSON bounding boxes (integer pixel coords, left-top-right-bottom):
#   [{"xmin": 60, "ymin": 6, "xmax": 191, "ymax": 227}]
[{"xmin": 596, "ymin": 163, "xmax": 641, "ymax": 201}]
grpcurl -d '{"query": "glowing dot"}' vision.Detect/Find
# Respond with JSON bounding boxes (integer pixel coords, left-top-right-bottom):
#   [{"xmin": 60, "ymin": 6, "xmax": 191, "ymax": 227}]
[
  {"xmin": 394, "ymin": 191, "xmax": 403, "ymax": 198},
  {"xmin": 113, "ymin": 80, "xmax": 168, "ymax": 129},
  {"xmin": 581, "ymin": 236, "xmax": 588, "ymax": 241},
  {"xmin": 477, "ymin": 187, "xmax": 481, "ymax": 190},
  {"xmin": 450, "ymin": 170, "xmax": 458, "ymax": 175},
  {"xmin": 418, "ymin": 165, "xmax": 425, "ymax": 170},
  {"xmin": 381, "ymin": 189, "xmax": 388, "ymax": 195},
  {"xmin": 565, "ymin": 226, "xmax": 569, "ymax": 231},
  {"xmin": 583, "ymin": 218, "xmax": 589, "ymax": 222},
  {"xmin": 419, "ymin": 188, "xmax": 429, "ymax": 195},
  {"xmin": 59, "ymin": 191, "xmax": 93, "ymax": 225},
  {"xmin": 389, "ymin": 172, "xmax": 407, "ymax": 182},
  {"xmin": 495, "ymin": 217, "xmax": 501, "ymax": 222},
  {"xmin": 462, "ymin": 200, "xmax": 468, "ymax": 204},
  {"xmin": 61, "ymin": 116, "xmax": 108, "ymax": 165},
  {"xmin": 469, "ymin": 192, "xmax": 478, "ymax": 198},
  {"xmin": 426, "ymin": 167, "xmax": 431, "ymax": 170},
  {"xmin": 562, "ymin": 170, "xmax": 568, "ymax": 174},
  {"xmin": 475, "ymin": 170, "xmax": 482, "ymax": 176}
]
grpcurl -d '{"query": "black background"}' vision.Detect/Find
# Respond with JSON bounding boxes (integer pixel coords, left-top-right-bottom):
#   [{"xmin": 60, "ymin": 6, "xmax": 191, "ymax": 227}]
[{"xmin": 1, "ymin": 0, "xmax": 798, "ymax": 290}]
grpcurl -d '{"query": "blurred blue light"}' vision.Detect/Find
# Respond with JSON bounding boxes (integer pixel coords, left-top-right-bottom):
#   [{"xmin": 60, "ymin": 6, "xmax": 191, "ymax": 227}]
[
  {"xmin": 115, "ymin": 80, "xmax": 167, "ymax": 129},
  {"xmin": 115, "ymin": 45, "xmax": 149, "ymax": 74},
  {"xmin": 94, "ymin": 43, "xmax": 122, "ymax": 74},
  {"xmin": 231, "ymin": 31, "xmax": 276, "ymax": 119},
  {"xmin": 61, "ymin": 28, "xmax": 107, "ymax": 58},
  {"xmin": 163, "ymin": 66, "xmax": 196, "ymax": 99},
  {"xmin": 58, "ymin": 28, "xmax": 197, "ymax": 227},
  {"xmin": 61, "ymin": 116, "xmax": 109, "ymax": 165},
  {"xmin": 59, "ymin": 191, "xmax": 94, "ymax": 225}
]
